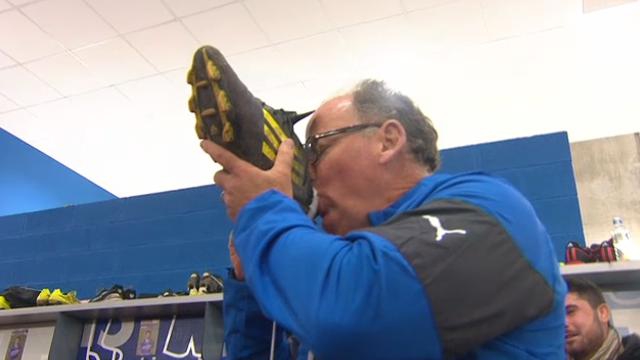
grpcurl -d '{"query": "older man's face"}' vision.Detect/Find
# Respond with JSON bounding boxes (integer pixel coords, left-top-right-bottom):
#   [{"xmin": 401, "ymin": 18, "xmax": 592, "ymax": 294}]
[
  {"xmin": 306, "ymin": 95, "xmax": 381, "ymax": 235},
  {"xmin": 565, "ymin": 293, "xmax": 609, "ymax": 359}
]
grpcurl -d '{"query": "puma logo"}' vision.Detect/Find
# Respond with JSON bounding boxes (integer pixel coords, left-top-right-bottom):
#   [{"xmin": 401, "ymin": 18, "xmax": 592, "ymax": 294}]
[{"xmin": 422, "ymin": 215, "xmax": 467, "ymax": 241}]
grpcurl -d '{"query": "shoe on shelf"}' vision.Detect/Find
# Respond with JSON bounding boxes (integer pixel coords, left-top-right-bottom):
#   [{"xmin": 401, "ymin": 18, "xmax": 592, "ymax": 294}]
[
  {"xmin": 187, "ymin": 45, "xmax": 314, "ymax": 212},
  {"xmin": 90, "ymin": 285, "xmax": 137, "ymax": 302},
  {"xmin": 160, "ymin": 289, "xmax": 188, "ymax": 297},
  {"xmin": 0, "ymin": 295, "xmax": 10, "ymax": 310},
  {"xmin": 36, "ymin": 288, "xmax": 51, "ymax": 306},
  {"xmin": 1, "ymin": 286, "xmax": 40, "ymax": 308},
  {"xmin": 199, "ymin": 272, "xmax": 223, "ymax": 294},
  {"xmin": 187, "ymin": 272, "xmax": 200, "ymax": 296},
  {"xmin": 48, "ymin": 289, "xmax": 79, "ymax": 305}
]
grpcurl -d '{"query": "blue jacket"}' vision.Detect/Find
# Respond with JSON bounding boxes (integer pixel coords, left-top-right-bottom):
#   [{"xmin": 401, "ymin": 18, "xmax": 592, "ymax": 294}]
[{"xmin": 224, "ymin": 172, "xmax": 566, "ymax": 359}]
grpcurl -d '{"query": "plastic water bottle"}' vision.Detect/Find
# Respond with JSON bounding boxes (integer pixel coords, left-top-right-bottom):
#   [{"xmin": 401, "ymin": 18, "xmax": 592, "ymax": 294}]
[{"xmin": 611, "ymin": 217, "xmax": 638, "ymax": 260}]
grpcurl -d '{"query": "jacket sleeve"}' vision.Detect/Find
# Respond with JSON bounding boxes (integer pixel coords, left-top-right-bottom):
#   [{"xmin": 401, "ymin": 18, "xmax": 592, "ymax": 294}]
[
  {"xmin": 233, "ymin": 191, "xmax": 443, "ymax": 360},
  {"xmin": 223, "ymin": 269, "xmax": 292, "ymax": 360}
]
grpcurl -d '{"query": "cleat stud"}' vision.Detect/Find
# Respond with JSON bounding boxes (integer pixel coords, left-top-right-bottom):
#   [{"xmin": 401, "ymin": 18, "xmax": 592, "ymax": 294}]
[
  {"xmin": 201, "ymin": 108, "xmax": 216, "ymax": 117},
  {"xmin": 186, "ymin": 68, "xmax": 194, "ymax": 84},
  {"xmin": 195, "ymin": 124, "xmax": 205, "ymax": 139},
  {"xmin": 222, "ymin": 121, "xmax": 234, "ymax": 142},
  {"xmin": 207, "ymin": 61, "xmax": 221, "ymax": 80},
  {"xmin": 216, "ymin": 91, "xmax": 231, "ymax": 112}
]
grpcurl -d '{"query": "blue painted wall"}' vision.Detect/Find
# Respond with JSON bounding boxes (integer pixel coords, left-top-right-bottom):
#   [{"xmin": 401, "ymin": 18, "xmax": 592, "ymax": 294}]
[
  {"xmin": 0, "ymin": 128, "xmax": 116, "ymax": 217},
  {"xmin": 0, "ymin": 185, "xmax": 232, "ymax": 299},
  {"xmin": 438, "ymin": 131, "xmax": 585, "ymax": 258},
  {"xmin": 0, "ymin": 131, "xmax": 582, "ymax": 299}
]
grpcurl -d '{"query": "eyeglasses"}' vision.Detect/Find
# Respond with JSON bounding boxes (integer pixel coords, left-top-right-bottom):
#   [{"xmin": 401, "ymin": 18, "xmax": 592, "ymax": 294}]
[{"xmin": 304, "ymin": 123, "xmax": 381, "ymax": 165}]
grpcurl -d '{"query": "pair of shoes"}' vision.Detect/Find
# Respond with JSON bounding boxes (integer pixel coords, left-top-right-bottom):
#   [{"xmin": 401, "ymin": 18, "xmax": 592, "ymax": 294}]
[
  {"xmin": 187, "ymin": 45, "xmax": 315, "ymax": 214},
  {"xmin": 186, "ymin": 272, "xmax": 224, "ymax": 295},
  {"xmin": 0, "ymin": 295, "xmax": 9, "ymax": 310},
  {"xmin": 565, "ymin": 239, "xmax": 618, "ymax": 264},
  {"xmin": 89, "ymin": 285, "xmax": 136, "ymax": 303},
  {"xmin": 38, "ymin": 288, "xmax": 79, "ymax": 305}
]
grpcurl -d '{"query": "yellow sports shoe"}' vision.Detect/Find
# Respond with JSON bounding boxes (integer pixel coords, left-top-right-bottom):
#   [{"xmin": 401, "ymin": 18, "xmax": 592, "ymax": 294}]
[
  {"xmin": 48, "ymin": 289, "xmax": 79, "ymax": 305},
  {"xmin": 37, "ymin": 288, "xmax": 51, "ymax": 306},
  {"xmin": 0, "ymin": 295, "xmax": 10, "ymax": 310}
]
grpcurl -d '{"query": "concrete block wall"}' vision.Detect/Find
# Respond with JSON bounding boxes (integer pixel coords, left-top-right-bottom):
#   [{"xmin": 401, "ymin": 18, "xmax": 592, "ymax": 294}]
[
  {"xmin": 0, "ymin": 185, "xmax": 232, "ymax": 299},
  {"xmin": 0, "ymin": 132, "xmax": 582, "ymax": 299},
  {"xmin": 439, "ymin": 131, "xmax": 584, "ymax": 259}
]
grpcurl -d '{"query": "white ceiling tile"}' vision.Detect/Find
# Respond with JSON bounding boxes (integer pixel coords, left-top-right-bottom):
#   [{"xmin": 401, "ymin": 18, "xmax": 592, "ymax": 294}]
[
  {"xmin": 0, "ymin": 110, "xmax": 44, "ymax": 145},
  {"xmin": 163, "ymin": 0, "xmax": 235, "ymax": 17},
  {"xmin": 482, "ymin": 0, "xmax": 570, "ymax": 40},
  {"xmin": 22, "ymin": 0, "xmax": 116, "ymax": 49},
  {"xmin": 406, "ymin": 0, "xmax": 489, "ymax": 53},
  {"xmin": 0, "ymin": 0, "xmax": 12, "ymax": 11},
  {"xmin": 24, "ymin": 52, "xmax": 106, "ymax": 96},
  {"xmin": 126, "ymin": 21, "xmax": 198, "ymax": 72},
  {"xmin": 0, "ymin": 92, "xmax": 19, "ymax": 112},
  {"xmin": 73, "ymin": 38, "xmax": 156, "ymax": 85},
  {"xmin": 162, "ymin": 67, "xmax": 193, "ymax": 107},
  {"xmin": 182, "ymin": 3, "xmax": 269, "ymax": 55},
  {"xmin": 0, "ymin": 10, "xmax": 64, "ymax": 62},
  {"xmin": 116, "ymin": 74, "xmax": 184, "ymax": 117},
  {"xmin": 0, "ymin": 66, "xmax": 60, "ymax": 106},
  {"xmin": 402, "ymin": 0, "xmax": 459, "ymax": 11},
  {"xmin": 245, "ymin": 0, "xmax": 331, "ymax": 43},
  {"xmin": 319, "ymin": 0, "xmax": 404, "ymax": 28},
  {"xmin": 0, "ymin": 50, "xmax": 15, "ymax": 68},
  {"xmin": 275, "ymin": 31, "xmax": 356, "ymax": 83},
  {"xmin": 226, "ymin": 47, "xmax": 288, "ymax": 90},
  {"xmin": 86, "ymin": 0, "xmax": 174, "ymax": 34},
  {"xmin": 7, "ymin": 0, "xmax": 34, "ymax": 5},
  {"xmin": 340, "ymin": 15, "xmax": 419, "ymax": 78}
]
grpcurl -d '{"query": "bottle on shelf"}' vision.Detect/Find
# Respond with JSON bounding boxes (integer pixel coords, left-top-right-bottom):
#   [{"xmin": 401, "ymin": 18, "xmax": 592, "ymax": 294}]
[{"xmin": 611, "ymin": 217, "xmax": 639, "ymax": 261}]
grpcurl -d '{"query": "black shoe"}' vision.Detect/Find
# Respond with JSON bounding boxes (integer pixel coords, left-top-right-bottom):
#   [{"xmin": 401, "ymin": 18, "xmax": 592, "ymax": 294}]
[
  {"xmin": 90, "ymin": 285, "xmax": 136, "ymax": 302},
  {"xmin": 1, "ymin": 286, "xmax": 40, "ymax": 308},
  {"xmin": 187, "ymin": 45, "xmax": 314, "ymax": 212},
  {"xmin": 198, "ymin": 272, "xmax": 223, "ymax": 294}
]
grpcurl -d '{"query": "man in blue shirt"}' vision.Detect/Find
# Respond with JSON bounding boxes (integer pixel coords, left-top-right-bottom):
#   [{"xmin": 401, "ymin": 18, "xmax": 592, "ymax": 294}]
[{"xmin": 202, "ymin": 79, "xmax": 566, "ymax": 359}]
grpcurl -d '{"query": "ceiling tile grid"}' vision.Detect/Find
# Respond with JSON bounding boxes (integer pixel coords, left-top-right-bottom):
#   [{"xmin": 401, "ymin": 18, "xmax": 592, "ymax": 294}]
[
  {"xmin": 125, "ymin": 21, "xmax": 199, "ymax": 72},
  {"xmin": 244, "ymin": 0, "xmax": 332, "ymax": 43},
  {"xmin": 1, "ymin": 0, "xmax": 639, "ymax": 199},
  {"xmin": 0, "ymin": 65, "xmax": 61, "ymax": 106},
  {"xmin": 71, "ymin": 38, "xmax": 156, "ymax": 85},
  {"xmin": 0, "ymin": 10, "xmax": 64, "ymax": 62},
  {"xmin": 181, "ymin": 3, "xmax": 270, "ymax": 55},
  {"xmin": 21, "ymin": 0, "xmax": 116, "ymax": 49},
  {"xmin": 85, "ymin": 0, "xmax": 174, "ymax": 34},
  {"xmin": 24, "ymin": 51, "xmax": 106, "ymax": 96}
]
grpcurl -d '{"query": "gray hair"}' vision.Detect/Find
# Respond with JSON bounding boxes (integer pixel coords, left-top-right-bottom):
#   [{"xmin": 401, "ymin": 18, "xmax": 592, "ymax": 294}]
[{"xmin": 351, "ymin": 79, "xmax": 440, "ymax": 171}]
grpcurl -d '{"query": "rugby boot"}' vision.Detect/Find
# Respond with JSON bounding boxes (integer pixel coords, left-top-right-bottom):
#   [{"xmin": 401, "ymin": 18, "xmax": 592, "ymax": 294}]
[{"xmin": 187, "ymin": 45, "xmax": 314, "ymax": 212}]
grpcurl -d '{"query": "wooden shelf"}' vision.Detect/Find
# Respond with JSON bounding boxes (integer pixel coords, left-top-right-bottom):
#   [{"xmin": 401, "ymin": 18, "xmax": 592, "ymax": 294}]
[{"xmin": 561, "ymin": 261, "xmax": 640, "ymax": 292}]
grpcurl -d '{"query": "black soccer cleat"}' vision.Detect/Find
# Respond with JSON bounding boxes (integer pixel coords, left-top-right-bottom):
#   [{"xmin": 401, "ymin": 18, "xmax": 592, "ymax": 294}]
[{"xmin": 187, "ymin": 45, "xmax": 314, "ymax": 212}]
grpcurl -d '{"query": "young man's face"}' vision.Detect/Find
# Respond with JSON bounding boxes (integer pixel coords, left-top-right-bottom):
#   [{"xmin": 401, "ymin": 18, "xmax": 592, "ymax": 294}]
[{"xmin": 565, "ymin": 292, "xmax": 609, "ymax": 359}]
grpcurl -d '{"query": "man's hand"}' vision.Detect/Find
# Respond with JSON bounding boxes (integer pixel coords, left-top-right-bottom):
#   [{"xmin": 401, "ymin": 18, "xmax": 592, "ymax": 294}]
[
  {"xmin": 201, "ymin": 139, "xmax": 295, "ymax": 220},
  {"xmin": 228, "ymin": 235, "xmax": 245, "ymax": 281}
]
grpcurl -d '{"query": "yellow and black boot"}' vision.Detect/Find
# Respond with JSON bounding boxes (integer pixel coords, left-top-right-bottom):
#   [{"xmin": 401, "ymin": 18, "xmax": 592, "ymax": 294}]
[{"xmin": 187, "ymin": 45, "xmax": 314, "ymax": 212}]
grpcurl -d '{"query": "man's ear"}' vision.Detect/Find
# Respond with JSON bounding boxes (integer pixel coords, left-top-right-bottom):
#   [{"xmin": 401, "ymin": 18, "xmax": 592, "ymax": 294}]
[
  {"xmin": 596, "ymin": 303, "xmax": 611, "ymax": 325},
  {"xmin": 378, "ymin": 119, "xmax": 407, "ymax": 163}
]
